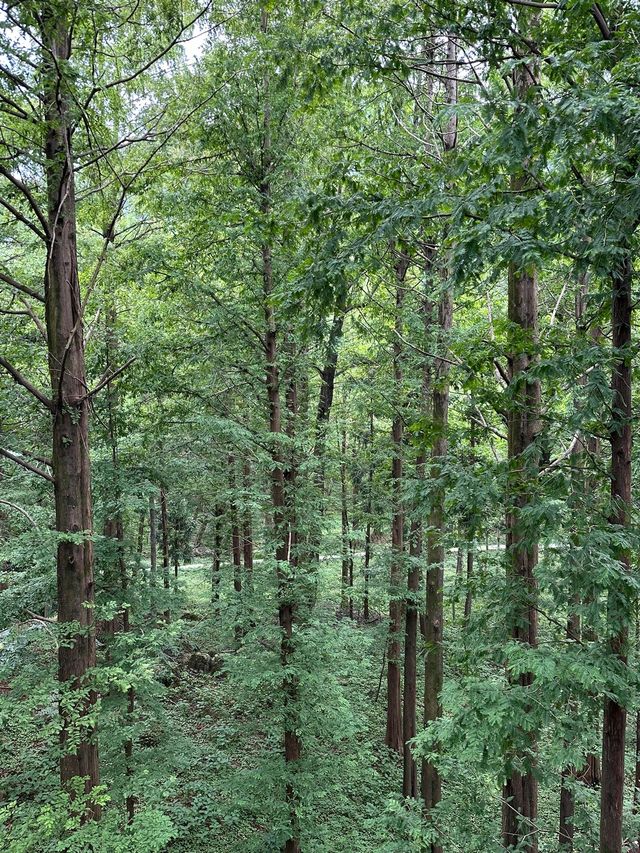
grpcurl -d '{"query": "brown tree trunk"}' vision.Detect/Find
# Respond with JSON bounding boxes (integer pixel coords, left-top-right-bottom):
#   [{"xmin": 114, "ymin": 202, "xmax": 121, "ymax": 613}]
[
  {"xmin": 149, "ymin": 494, "xmax": 157, "ymax": 588},
  {"xmin": 403, "ymin": 448, "xmax": 423, "ymax": 799},
  {"xmin": 386, "ymin": 248, "xmax": 409, "ymax": 755},
  {"xmin": 212, "ymin": 503, "xmax": 223, "ymax": 609},
  {"xmin": 422, "ymin": 284, "xmax": 453, "ymax": 844},
  {"xmin": 40, "ymin": 6, "xmax": 100, "ymax": 810},
  {"xmin": 559, "ymin": 275, "xmax": 590, "ymax": 850},
  {"xmin": 260, "ymin": 12, "xmax": 300, "ymax": 847},
  {"xmin": 340, "ymin": 430, "xmax": 352, "ymax": 614},
  {"xmin": 229, "ymin": 456, "xmax": 243, "ymax": 640},
  {"xmin": 501, "ymin": 33, "xmax": 541, "ymax": 853},
  {"xmin": 242, "ymin": 462, "xmax": 254, "ymax": 593},
  {"xmin": 599, "ymin": 252, "xmax": 633, "ymax": 853},
  {"xmin": 160, "ymin": 488, "xmax": 170, "ymax": 622},
  {"xmin": 421, "ymin": 41, "xmax": 456, "ymax": 848},
  {"xmin": 363, "ymin": 412, "xmax": 374, "ymax": 622},
  {"xmin": 403, "ymin": 253, "xmax": 432, "ymax": 798}
]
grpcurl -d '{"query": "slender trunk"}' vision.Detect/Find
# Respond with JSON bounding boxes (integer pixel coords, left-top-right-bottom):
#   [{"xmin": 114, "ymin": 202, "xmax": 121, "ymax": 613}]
[
  {"xmin": 599, "ymin": 252, "xmax": 633, "ymax": 853},
  {"xmin": 135, "ymin": 511, "xmax": 145, "ymax": 583},
  {"xmin": 260, "ymin": 12, "xmax": 300, "ymax": 847},
  {"xmin": 464, "ymin": 547, "xmax": 474, "ymax": 621},
  {"xmin": 386, "ymin": 249, "xmax": 409, "ymax": 754},
  {"xmin": 242, "ymin": 462, "xmax": 254, "ymax": 594},
  {"xmin": 229, "ymin": 456, "xmax": 243, "ymax": 640},
  {"xmin": 403, "ymin": 448, "xmax": 424, "ymax": 798},
  {"xmin": 160, "ymin": 488, "xmax": 170, "ymax": 622},
  {"xmin": 340, "ymin": 430, "xmax": 351, "ymax": 614},
  {"xmin": 422, "ymin": 41, "xmax": 456, "ymax": 846},
  {"xmin": 41, "ymin": 7, "xmax": 100, "ymax": 809},
  {"xmin": 212, "ymin": 504, "xmax": 223, "ymax": 609},
  {"xmin": 363, "ymin": 412, "xmax": 374, "ymax": 622},
  {"xmin": 559, "ymin": 275, "xmax": 589, "ymax": 850},
  {"xmin": 422, "ymin": 284, "xmax": 453, "ymax": 841},
  {"xmin": 502, "ymin": 31, "xmax": 540, "ymax": 853},
  {"xmin": 149, "ymin": 495, "xmax": 157, "ymax": 588},
  {"xmin": 404, "ymin": 261, "xmax": 432, "ymax": 797}
]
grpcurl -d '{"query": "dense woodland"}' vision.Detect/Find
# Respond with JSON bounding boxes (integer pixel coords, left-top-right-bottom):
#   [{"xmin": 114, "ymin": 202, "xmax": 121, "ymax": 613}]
[{"xmin": 1, "ymin": 1, "xmax": 640, "ymax": 851}]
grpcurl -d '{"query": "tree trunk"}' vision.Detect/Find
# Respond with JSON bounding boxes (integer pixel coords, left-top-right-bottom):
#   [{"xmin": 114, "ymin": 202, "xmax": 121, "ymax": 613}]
[
  {"xmin": 340, "ymin": 430, "xmax": 352, "ymax": 614},
  {"xmin": 229, "ymin": 456, "xmax": 243, "ymax": 641},
  {"xmin": 212, "ymin": 503, "xmax": 223, "ymax": 609},
  {"xmin": 501, "ymin": 32, "xmax": 541, "ymax": 853},
  {"xmin": 149, "ymin": 495, "xmax": 157, "ymax": 588},
  {"xmin": 422, "ymin": 41, "xmax": 456, "ymax": 848},
  {"xmin": 599, "ymin": 252, "xmax": 633, "ymax": 853},
  {"xmin": 422, "ymin": 284, "xmax": 453, "ymax": 844},
  {"xmin": 242, "ymin": 462, "xmax": 254, "ymax": 594},
  {"xmin": 41, "ymin": 6, "xmax": 100, "ymax": 810},
  {"xmin": 363, "ymin": 412, "xmax": 374, "ymax": 622},
  {"xmin": 403, "ymin": 447, "xmax": 424, "ymax": 799},
  {"xmin": 386, "ymin": 248, "xmax": 409, "ymax": 755},
  {"xmin": 160, "ymin": 488, "xmax": 170, "ymax": 622},
  {"xmin": 260, "ymin": 12, "xmax": 301, "ymax": 847}
]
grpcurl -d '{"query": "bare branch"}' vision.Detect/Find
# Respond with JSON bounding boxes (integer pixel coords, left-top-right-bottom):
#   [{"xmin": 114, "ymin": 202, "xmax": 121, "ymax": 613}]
[
  {"xmin": 82, "ymin": 3, "xmax": 213, "ymax": 109},
  {"xmin": 0, "ymin": 269, "xmax": 45, "ymax": 303},
  {"xmin": 85, "ymin": 356, "xmax": 136, "ymax": 399},
  {"xmin": 0, "ymin": 356, "xmax": 53, "ymax": 409},
  {"xmin": 0, "ymin": 196, "xmax": 47, "ymax": 241},
  {"xmin": 0, "ymin": 498, "xmax": 38, "ymax": 527},
  {"xmin": 0, "ymin": 447, "xmax": 54, "ymax": 483},
  {"xmin": 0, "ymin": 166, "xmax": 50, "ymax": 237}
]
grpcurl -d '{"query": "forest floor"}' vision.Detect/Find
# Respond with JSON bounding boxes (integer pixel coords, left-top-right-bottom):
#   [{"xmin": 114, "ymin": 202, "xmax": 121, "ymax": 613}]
[{"xmin": 2, "ymin": 548, "xmax": 596, "ymax": 852}]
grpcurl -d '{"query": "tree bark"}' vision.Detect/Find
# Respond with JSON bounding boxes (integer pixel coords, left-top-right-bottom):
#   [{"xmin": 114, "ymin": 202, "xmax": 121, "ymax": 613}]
[
  {"xmin": 386, "ymin": 248, "xmax": 409, "ymax": 755},
  {"xmin": 242, "ymin": 462, "xmax": 254, "ymax": 594},
  {"xmin": 260, "ymin": 11, "xmax": 301, "ymax": 848},
  {"xmin": 160, "ymin": 488, "xmax": 170, "ymax": 622},
  {"xmin": 599, "ymin": 252, "xmax": 633, "ymax": 853},
  {"xmin": 41, "ymin": 5, "xmax": 100, "ymax": 810},
  {"xmin": 212, "ymin": 503, "xmax": 223, "ymax": 609},
  {"xmin": 501, "ymin": 29, "xmax": 541, "ymax": 853},
  {"xmin": 340, "ymin": 430, "xmax": 352, "ymax": 615},
  {"xmin": 149, "ymin": 494, "xmax": 157, "ymax": 588},
  {"xmin": 422, "ymin": 284, "xmax": 453, "ymax": 844}
]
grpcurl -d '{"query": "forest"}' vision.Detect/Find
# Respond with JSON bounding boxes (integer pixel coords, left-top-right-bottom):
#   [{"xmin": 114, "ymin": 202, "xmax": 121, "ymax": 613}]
[{"xmin": 0, "ymin": 1, "xmax": 639, "ymax": 851}]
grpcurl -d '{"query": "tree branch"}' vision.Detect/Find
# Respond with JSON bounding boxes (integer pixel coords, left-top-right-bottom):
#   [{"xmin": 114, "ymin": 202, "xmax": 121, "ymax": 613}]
[
  {"xmin": 0, "ymin": 166, "xmax": 50, "ymax": 237},
  {"xmin": 0, "ymin": 270, "xmax": 45, "ymax": 303},
  {"xmin": 0, "ymin": 196, "xmax": 47, "ymax": 242},
  {"xmin": 0, "ymin": 447, "xmax": 54, "ymax": 483},
  {"xmin": 0, "ymin": 356, "xmax": 53, "ymax": 409},
  {"xmin": 85, "ymin": 356, "xmax": 136, "ymax": 400},
  {"xmin": 0, "ymin": 498, "xmax": 38, "ymax": 527}
]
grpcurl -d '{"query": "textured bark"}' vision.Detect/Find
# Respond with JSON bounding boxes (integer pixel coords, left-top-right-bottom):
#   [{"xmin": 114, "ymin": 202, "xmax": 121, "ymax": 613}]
[
  {"xmin": 229, "ymin": 456, "xmax": 243, "ymax": 640},
  {"xmin": 260, "ymin": 13, "xmax": 300, "ymax": 847},
  {"xmin": 422, "ymin": 41, "xmax": 456, "ymax": 847},
  {"xmin": 212, "ymin": 504, "xmax": 223, "ymax": 609},
  {"xmin": 41, "ymin": 5, "xmax": 99, "ymax": 809},
  {"xmin": 422, "ymin": 285, "xmax": 453, "ymax": 844},
  {"xmin": 149, "ymin": 495, "xmax": 157, "ymax": 588},
  {"xmin": 502, "ymin": 31, "xmax": 540, "ymax": 853},
  {"xmin": 340, "ymin": 430, "xmax": 353, "ymax": 615},
  {"xmin": 599, "ymin": 253, "xmax": 632, "ymax": 853},
  {"xmin": 386, "ymin": 249, "xmax": 409, "ymax": 755},
  {"xmin": 160, "ymin": 488, "xmax": 170, "ymax": 622},
  {"xmin": 403, "ymin": 450, "xmax": 423, "ymax": 799},
  {"xmin": 363, "ymin": 412, "xmax": 374, "ymax": 622},
  {"xmin": 559, "ymin": 275, "xmax": 590, "ymax": 850},
  {"xmin": 242, "ymin": 462, "xmax": 254, "ymax": 593},
  {"xmin": 403, "ymin": 251, "xmax": 432, "ymax": 799}
]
